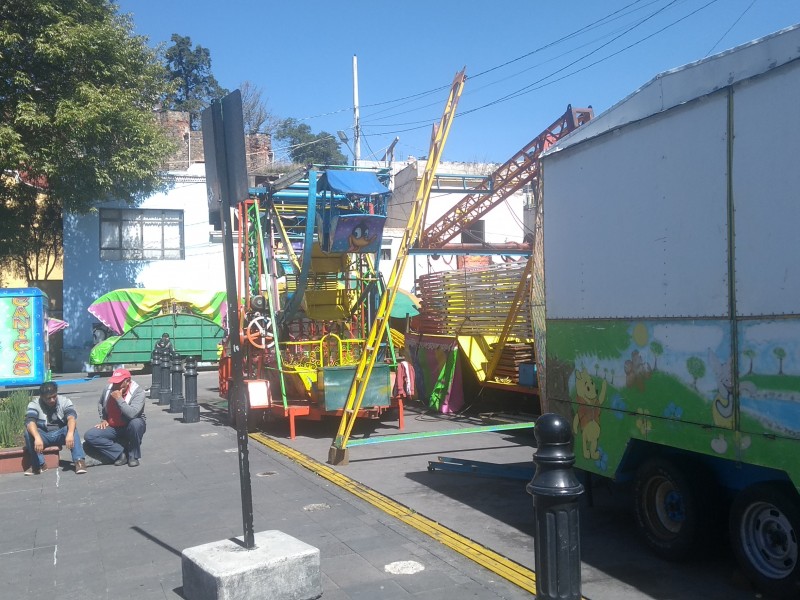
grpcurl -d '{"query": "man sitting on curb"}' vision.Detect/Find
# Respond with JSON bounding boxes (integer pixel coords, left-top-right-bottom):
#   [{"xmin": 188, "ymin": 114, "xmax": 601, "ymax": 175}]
[
  {"xmin": 83, "ymin": 368, "xmax": 146, "ymax": 467},
  {"xmin": 24, "ymin": 381, "xmax": 87, "ymax": 475}
]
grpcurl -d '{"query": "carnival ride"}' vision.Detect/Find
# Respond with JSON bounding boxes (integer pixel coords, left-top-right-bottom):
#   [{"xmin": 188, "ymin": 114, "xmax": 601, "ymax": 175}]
[
  {"xmin": 218, "ymin": 66, "xmax": 591, "ymax": 463},
  {"xmin": 87, "ymin": 289, "xmax": 227, "ymax": 368},
  {"xmin": 214, "ymin": 71, "xmax": 466, "ymax": 458}
]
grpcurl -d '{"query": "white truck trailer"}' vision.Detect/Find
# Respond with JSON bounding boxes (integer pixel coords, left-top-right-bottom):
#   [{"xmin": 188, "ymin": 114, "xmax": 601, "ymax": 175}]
[{"xmin": 539, "ymin": 24, "xmax": 800, "ymax": 599}]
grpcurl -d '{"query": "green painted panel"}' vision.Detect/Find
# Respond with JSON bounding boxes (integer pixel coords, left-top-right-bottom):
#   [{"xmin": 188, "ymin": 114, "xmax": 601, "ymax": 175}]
[
  {"xmin": 100, "ymin": 314, "xmax": 224, "ymax": 364},
  {"xmin": 546, "ymin": 318, "xmax": 800, "ymax": 487},
  {"xmin": 318, "ymin": 364, "xmax": 391, "ymax": 411}
]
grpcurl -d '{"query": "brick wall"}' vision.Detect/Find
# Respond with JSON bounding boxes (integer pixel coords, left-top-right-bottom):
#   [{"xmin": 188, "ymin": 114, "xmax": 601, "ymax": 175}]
[{"xmin": 156, "ymin": 110, "xmax": 273, "ymax": 173}]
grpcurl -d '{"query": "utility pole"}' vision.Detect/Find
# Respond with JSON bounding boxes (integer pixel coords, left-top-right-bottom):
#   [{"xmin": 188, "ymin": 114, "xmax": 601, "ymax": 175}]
[{"xmin": 353, "ymin": 55, "xmax": 360, "ymax": 167}]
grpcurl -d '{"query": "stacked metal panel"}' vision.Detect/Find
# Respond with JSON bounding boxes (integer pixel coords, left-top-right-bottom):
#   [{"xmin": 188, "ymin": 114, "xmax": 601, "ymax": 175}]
[{"xmin": 416, "ymin": 261, "xmax": 533, "ymax": 339}]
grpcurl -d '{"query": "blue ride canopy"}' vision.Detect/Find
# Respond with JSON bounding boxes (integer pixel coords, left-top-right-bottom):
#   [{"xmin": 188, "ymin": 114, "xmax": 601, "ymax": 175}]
[{"xmin": 317, "ymin": 170, "xmax": 390, "ymax": 197}]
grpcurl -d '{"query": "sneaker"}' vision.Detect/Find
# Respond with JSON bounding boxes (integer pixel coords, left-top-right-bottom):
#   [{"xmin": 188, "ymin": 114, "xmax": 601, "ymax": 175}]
[
  {"xmin": 113, "ymin": 452, "xmax": 128, "ymax": 466},
  {"xmin": 128, "ymin": 457, "xmax": 140, "ymax": 468},
  {"xmin": 23, "ymin": 463, "xmax": 46, "ymax": 476},
  {"xmin": 74, "ymin": 459, "xmax": 87, "ymax": 474}
]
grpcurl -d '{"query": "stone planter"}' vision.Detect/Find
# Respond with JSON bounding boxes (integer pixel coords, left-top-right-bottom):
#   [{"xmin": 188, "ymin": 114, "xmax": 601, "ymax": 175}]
[{"xmin": 0, "ymin": 446, "xmax": 61, "ymax": 475}]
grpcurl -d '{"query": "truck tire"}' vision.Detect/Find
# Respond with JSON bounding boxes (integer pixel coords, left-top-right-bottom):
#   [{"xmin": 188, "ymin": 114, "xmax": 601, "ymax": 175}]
[
  {"xmin": 633, "ymin": 458, "xmax": 699, "ymax": 561},
  {"xmin": 730, "ymin": 483, "xmax": 800, "ymax": 600}
]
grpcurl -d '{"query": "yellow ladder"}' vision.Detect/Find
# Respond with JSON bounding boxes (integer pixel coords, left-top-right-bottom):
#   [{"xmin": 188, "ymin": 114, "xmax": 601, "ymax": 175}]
[
  {"xmin": 329, "ymin": 68, "xmax": 467, "ymax": 465},
  {"xmin": 485, "ymin": 255, "xmax": 533, "ymax": 381}
]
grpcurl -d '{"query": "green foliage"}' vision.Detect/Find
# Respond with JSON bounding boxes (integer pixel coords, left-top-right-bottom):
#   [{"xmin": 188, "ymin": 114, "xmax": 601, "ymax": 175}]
[
  {"xmin": 275, "ymin": 118, "xmax": 347, "ymax": 166},
  {"xmin": 0, "ymin": 390, "xmax": 31, "ymax": 448},
  {"xmin": 163, "ymin": 34, "xmax": 228, "ymax": 128},
  {"xmin": 686, "ymin": 356, "xmax": 706, "ymax": 386},
  {"xmin": 0, "ymin": 0, "xmax": 176, "ymax": 214},
  {"xmin": 0, "ymin": 182, "xmax": 62, "ymax": 281}
]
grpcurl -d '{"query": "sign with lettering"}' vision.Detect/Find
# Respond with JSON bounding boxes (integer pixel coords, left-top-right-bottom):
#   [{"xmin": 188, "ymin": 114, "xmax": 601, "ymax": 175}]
[{"xmin": 0, "ymin": 288, "xmax": 48, "ymax": 386}]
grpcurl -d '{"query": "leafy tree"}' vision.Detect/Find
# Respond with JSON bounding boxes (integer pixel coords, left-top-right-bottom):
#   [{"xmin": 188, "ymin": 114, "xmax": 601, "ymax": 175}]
[
  {"xmin": 650, "ymin": 340, "xmax": 663, "ymax": 371},
  {"xmin": 774, "ymin": 347, "xmax": 786, "ymax": 375},
  {"xmin": 686, "ymin": 356, "xmax": 705, "ymax": 390},
  {"xmin": 0, "ymin": 180, "xmax": 61, "ymax": 282},
  {"xmin": 275, "ymin": 118, "xmax": 347, "ymax": 165},
  {"xmin": 0, "ymin": 0, "xmax": 176, "ymax": 217},
  {"xmin": 239, "ymin": 80, "xmax": 275, "ymax": 135},
  {"xmin": 163, "ymin": 34, "xmax": 227, "ymax": 128}
]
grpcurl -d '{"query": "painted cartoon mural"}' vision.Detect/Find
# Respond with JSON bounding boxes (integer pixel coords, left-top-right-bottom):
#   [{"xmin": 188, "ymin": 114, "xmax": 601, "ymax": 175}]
[
  {"xmin": 573, "ymin": 367, "xmax": 606, "ymax": 460},
  {"xmin": 547, "ymin": 318, "xmax": 800, "ymax": 475}
]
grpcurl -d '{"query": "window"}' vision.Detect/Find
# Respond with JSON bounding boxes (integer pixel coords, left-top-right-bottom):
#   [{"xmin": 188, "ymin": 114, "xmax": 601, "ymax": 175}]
[
  {"xmin": 100, "ymin": 209, "xmax": 184, "ymax": 260},
  {"xmin": 380, "ymin": 248, "xmax": 392, "ymax": 261}
]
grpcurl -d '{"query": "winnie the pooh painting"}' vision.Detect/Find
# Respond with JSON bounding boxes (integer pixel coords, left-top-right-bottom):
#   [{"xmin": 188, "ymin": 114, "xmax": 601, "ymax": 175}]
[{"xmin": 573, "ymin": 367, "xmax": 607, "ymax": 460}]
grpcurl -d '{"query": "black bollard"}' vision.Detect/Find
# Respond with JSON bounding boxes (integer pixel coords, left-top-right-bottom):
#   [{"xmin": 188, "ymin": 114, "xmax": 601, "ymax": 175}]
[
  {"xmin": 149, "ymin": 343, "xmax": 161, "ymax": 398},
  {"xmin": 526, "ymin": 413, "xmax": 584, "ymax": 600},
  {"xmin": 169, "ymin": 353, "xmax": 185, "ymax": 413},
  {"xmin": 183, "ymin": 356, "xmax": 200, "ymax": 423},
  {"xmin": 149, "ymin": 346, "xmax": 162, "ymax": 400},
  {"xmin": 159, "ymin": 350, "xmax": 172, "ymax": 405}
]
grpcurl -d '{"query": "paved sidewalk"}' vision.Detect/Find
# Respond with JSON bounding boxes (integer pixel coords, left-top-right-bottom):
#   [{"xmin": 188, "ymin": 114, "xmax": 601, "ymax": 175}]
[{"xmin": 0, "ymin": 371, "xmax": 534, "ymax": 600}]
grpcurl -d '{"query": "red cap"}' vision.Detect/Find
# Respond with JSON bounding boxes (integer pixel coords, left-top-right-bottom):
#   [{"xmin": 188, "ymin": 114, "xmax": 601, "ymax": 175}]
[{"xmin": 109, "ymin": 368, "xmax": 131, "ymax": 383}]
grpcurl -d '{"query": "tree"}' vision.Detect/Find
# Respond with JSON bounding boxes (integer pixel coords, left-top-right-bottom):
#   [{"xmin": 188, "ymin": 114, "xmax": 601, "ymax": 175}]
[
  {"xmin": 0, "ymin": 1, "xmax": 176, "ymax": 216},
  {"xmin": 163, "ymin": 34, "xmax": 228, "ymax": 129},
  {"xmin": 0, "ymin": 179, "xmax": 62, "ymax": 282},
  {"xmin": 686, "ymin": 356, "xmax": 706, "ymax": 390},
  {"xmin": 274, "ymin": 118, "xmax": 347, "ymax": 165},
  {"xmin": 774, "ymin": 347, "xmax": 786, "ymax": 375},
  {"xmin": 239, "ymin": 80, "xmax": 275, "ymax": 135},
  {"xmin": 650, "ymin": 340, "xmax": 663, "ymax": 371}
]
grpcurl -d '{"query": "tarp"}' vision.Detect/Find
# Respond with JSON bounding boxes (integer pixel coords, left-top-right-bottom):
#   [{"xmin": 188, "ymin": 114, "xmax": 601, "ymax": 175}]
[
  {"xmin": 406, "ymin": 334, "xmax": 464, "ymax": 414},
  {"xmin": 88, "ymin": 289, "xmax": 227, "ymax": 335},
  {"xmin": 46, "ymin": 317, "xmax": 69, "ymax": 336},
  {"xmin": 318, "ymin": 170, "xmax": 389, "ymax": 197}
]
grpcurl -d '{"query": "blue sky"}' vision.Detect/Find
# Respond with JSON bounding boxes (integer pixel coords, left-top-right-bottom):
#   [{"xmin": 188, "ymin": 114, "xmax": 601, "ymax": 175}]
[{"xmin": 115, "ymin": 0, "xmax": 800, "ymax": 164}]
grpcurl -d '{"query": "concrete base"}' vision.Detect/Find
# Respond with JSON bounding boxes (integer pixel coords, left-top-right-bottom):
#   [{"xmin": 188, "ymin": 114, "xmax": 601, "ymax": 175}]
[{"xmin": 182, "ymin": 530, "xmax": 321, "ymax": 600}]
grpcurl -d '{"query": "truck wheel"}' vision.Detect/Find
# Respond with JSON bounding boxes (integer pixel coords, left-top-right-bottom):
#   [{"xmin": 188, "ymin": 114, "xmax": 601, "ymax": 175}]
[
  {"xmin": 633, "ymin": 458, "xmax": 699, "ymax": 560},
  {"xmin": 730, "ymin": 484, "xmax": 800, "ymax": 600}
]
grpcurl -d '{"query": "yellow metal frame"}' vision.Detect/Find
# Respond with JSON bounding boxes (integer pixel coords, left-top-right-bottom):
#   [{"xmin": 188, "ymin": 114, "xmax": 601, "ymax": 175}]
[{"xmin": 329, "ymin": 69, "xmax": 467, "ymax": 463}]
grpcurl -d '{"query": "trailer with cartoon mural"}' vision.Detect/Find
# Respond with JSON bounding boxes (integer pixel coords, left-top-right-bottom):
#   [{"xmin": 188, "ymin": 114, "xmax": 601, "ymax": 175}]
[{"xmin": 538, "ymin": 26, "xmax": 800, "ymax": 599}]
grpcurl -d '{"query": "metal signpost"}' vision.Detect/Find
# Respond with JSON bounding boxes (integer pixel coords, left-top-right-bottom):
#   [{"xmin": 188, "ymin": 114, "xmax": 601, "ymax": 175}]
[{"xmin": 201, "ymin": 90, "xmax": 255, "ymax": 549}]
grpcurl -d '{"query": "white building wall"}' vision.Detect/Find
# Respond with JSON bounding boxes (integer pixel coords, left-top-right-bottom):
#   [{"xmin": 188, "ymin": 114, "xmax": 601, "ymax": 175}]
[{"xmin": 62, "ymin": 163, "xmax": 226, "ymax": 371}]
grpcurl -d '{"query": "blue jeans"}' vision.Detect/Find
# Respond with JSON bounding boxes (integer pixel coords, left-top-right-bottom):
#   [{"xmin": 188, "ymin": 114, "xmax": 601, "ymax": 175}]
[
  {"xmin": 83, "ymin": 418, "xmax": 146, "ymax": 461},
  {"xmin": 24, "ymin": 426, "xmax": 85, "ymax": 467}
]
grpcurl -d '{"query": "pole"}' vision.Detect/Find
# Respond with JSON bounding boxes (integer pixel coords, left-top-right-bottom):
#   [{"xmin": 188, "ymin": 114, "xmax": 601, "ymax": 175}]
[
  {"xmin": 182, "ymin": 356, "xmax": 200, "ymax": 423},
  {"xmin": 353, "ymin": 54, "xmax": 360, "ymax": 167},
  {"xmin": 526, "ymin": 413, "xmax": 584, "ymax": 600},
  {"xmin": 159, "ymin": 349, "xmax": 172, "ymax": 406},
  {"xmin": 169, "ymin": 354, "xmax": 185, "ymax": 413},
  {"xmin": 216, "ymin": 124, "xmax": 255, "ymax": 551}
]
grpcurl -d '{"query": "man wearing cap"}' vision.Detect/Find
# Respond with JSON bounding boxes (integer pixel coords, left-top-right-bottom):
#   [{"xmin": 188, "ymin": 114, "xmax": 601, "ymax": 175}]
[
  {"xmin": 24, "ymin": 381, "xmax": 87, "ymax": 475},
  {"xmin": 83, "ymin": 368, "xmax": 146, "ymax": 467}
]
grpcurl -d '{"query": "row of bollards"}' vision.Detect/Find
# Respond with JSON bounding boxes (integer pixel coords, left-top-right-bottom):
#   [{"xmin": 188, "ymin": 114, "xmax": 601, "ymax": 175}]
[
  {"xmin": 145, "ymin": 339, "xmax": 583, "ymax": 598},
  {"xmin": 148, "ymin": 342, "xmax": 200, "ymax": 424}
]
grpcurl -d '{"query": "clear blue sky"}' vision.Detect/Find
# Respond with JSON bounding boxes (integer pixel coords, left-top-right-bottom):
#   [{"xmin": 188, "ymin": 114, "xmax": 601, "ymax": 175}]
[{"xmin": 115, "ymin": 0, "xmax": 799, "ymax": 164}]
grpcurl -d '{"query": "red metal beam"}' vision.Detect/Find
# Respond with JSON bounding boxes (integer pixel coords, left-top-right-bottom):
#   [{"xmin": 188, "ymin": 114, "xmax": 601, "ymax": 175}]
[{"xmin": 417, "ymin": 105, "xmax": 593, "ymax": 249}]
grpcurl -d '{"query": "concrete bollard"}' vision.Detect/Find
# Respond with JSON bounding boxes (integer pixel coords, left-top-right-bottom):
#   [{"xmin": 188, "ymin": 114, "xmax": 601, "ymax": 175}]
[
  {"xmin": 150, "ymin": 344, "xmax": 161, "ymax": 399},
  {"xmin": 159, "ymin": 350, "xmax": 172, "ymax": 406},
  {"xmin": 526, "ymin": 412, "xmax": 584, "ymax": 600},
  {"xmin": 169, "ymin": 354, "xmax": 185, "ymax": 413},
  {"xmin": 183, "ymin": 356, "xmax": 200, "ymax": 423}
]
